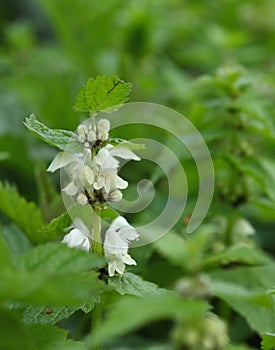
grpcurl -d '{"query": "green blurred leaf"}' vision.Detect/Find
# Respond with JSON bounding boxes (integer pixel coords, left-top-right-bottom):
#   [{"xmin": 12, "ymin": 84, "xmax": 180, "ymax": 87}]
[
  {"xmin": 90, "ymin": 293, "xmax": 208, "ymax": 345},
  {"xmin": 261, "ymin": 333, "xmax": 275, "ymax": 350},
  {"xmin": 0, "ymin": 181, "xmax": 44, "ymax": 243},
  {"xmin": 0, "ymin": 151, "xmax": 9, "ymax": 161},
  {"xmin": 0, "ymin": 308, "xmax": 35, "ymax": 350},
  {"xmin": 108, "ymin": 272, "xmax": 165, "ymax": 297},
  {"xmin": 203, "ymin": 244, "xmax": 271, "ymax": 268},
  {"xmin": 153, "ymin": 231, "xmax": 187, "ymax": 268},
  {"xmin": 36, "ymin": 212, "xmax": 71, "ymax": 243},
  {"xmin": 209, "ymin": 265, "xmax": 275, "ymax": 333},
  {"xmin": 2, "ymin": 224, "xmax": 32, "ymax": 254},
  {"xmin": 14, "ymin": 242, "xmax": 104, "ymax": 274},
  {"xmin": 0, "ymin": 243, "xmax": 107, "ymax": 305},
  {"xmin": 24, "ymin": 114, "xmax": 78, "ymax": 151},
  {"xmin": 29, "ymin": 323, "xmax": 87, "ymax": 350},
  {"xmin": 73, "ymin": 75, "xmax": 132, "ymax": 113}
]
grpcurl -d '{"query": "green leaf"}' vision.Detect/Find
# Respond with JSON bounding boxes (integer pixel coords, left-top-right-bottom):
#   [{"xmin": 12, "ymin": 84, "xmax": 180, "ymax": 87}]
[
  {"xmin": 109, "ymin": 138, "xmax": 145, "ymax": 151},
  {"xmin": 0, "ymin": 307, "xmax": 36, "ymax": 350},
  {"xmin": 108, "ymin": 272, "xmax": 165, "ymax": 297},
  {"xmin": 24, "ymin": 114, "xmax": 78, "ymax": 151},
  {"xmin": 203, "ymin": 244, "xmax": 271, "ymax": 268},
  {"xmin": 14, "ymin": 242, "xmax": 104, "ymax": 275},
  {"xmin": 226, "ymin": 345, "xmax": 256, "ymax": 350},
  {"xmin": 99, "ymin": 206, "xmax": 120, "ymax": 221},
  {"xmin": 0, "ymin": 243, "xmax": 107, "ymax": 305},
  {"xmin": 2, "ymin": 224, "xmax": 32, "ymax": 254},
  {"xmin": 29, "ymin": 323, "xmax": 87, "ymax": 350},
  {"xmin": 36, "ymin": 212, "xmax": 72, "ymax": 243},
  {"xmin": 209, "ymin": 265, "xmax": 275, "ymax": 333},
  {"xmin": 89, "ymin": 292, "xmax": 208, "ymax": 345},
  {"xmin": 0, "ymin": 181, "xmax": 45, "ymax": 243},
  {"xmin": 261, "ymin": 333, "xmax": 275, "ymax": 350},
  {"xmin": 0, "ymin": 151, "xmax": 9, "ymax": 161},
  {"xmin": 73, "ymin": 75, "xmax": 132, "ymax": 113},
  {"xmin": 153, "ymin": 231, "xmax": 187, "ymax": 268},
  {"xmin": 23, "ymin": 301, "xmax": 95, "ymax": 325}
]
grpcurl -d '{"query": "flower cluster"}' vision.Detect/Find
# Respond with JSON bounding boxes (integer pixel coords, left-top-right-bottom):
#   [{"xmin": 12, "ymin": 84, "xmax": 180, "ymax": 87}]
[{"xmin": 47, "ymin": 118, "xmax": 140, "ymax": 276}]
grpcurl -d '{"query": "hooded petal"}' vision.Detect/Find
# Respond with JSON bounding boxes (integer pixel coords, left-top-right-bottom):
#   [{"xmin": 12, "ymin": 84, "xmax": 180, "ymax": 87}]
[
  {"xmin": 62, "ymin": 228, "xmax": 90, "ymax": 252},
  {"xmin": 109, "ymin": 146, "xmax": 141, "ymax": 161}
]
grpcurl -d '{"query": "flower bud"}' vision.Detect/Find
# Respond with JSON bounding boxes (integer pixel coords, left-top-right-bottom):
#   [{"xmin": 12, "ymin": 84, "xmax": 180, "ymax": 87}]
[{"xmin": 77, "ymin": 193, "xmax": 88, "ymax": 206}]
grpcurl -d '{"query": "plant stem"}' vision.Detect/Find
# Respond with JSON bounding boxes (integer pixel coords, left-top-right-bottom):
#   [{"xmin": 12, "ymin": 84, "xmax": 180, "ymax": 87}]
[
  {"xmin": 92, "ymin": 207, "xmax": 104, "ymax": 256},
  {"xmin": 90, "ymin": 111, "xmax": 96, "ymax": 132},
  {"xmin": 91, "ymin": 302, "xmax": 102, "ymax": 350}
]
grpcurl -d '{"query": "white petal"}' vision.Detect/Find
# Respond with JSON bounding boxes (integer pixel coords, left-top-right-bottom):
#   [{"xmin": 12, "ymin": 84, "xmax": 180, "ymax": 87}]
[
  {"xmin": 83, "ymin": 165, "xmax": 94, "ymax": 185},
  {"xmin": 95, "ymin": 148, "xmax": 119, "ymax": 169},
  {"xmin": 119, "ymin": 227, "xmax": 139, "ymax": 242},
  {"xmin": 108, "ymin": 261, "xmax": 116, "ymax": 277},
  {"xmin": 107, "ymin": 189, "xmax": 123, "ymax": 202},
  {"xmin": 62, "ymin": 181, "xmax": 78, "ymax": 196},
  {"xmin": 104, "ymin": 171, "xmax": 117, "ymax": 193},
  {"xmin": 110, "ymin": 216, "xmax": 130, "ymax": 231},
  {"xmin": 47, "ymin": 152, "xmax": 76, "ymax": 172},
  {"xmin": 121, "ymin": 253, "xmax": 137, "ymax": 265},
  {"xmin": 110, "ymin": 146, "xmax": 141, "ymax": 161},
  {"xmin": 62, "ymin": 228, "xmax": 90, "ymax": 252},
  {"xmin": 116, "ymin": 176, "xmax": 128, "ymax": 189},
  {"xmin": 115, "ymin": 259, "xmax": 126, "ymax": 274},
  {"xmin": 104, "ymin": 230, "xmax": 128, "ymax": 255}
]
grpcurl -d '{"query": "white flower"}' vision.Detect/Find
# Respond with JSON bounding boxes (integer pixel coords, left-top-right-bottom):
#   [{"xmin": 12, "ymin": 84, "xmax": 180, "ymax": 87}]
[
  {"xmin": 47, "ymin": 150, "xmax": 93, "ymax": 195},
  {"xmin": 62, "ymin": 228, "xmax": 90, "ymax": 252},
  {"xmin": 104, "ymin": 216, "xmax": 139, "ymax": 276},
  {"xmin": 93, "ymin": 145, "xmax": 140, "ymax": 194},
  {"xmin": 62, "ymin": 219, "xmax": 91, "ymax": 252}
]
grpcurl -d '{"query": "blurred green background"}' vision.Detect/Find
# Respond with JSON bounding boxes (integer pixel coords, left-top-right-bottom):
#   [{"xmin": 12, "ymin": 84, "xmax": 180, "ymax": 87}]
[{"xmin": 1, "ymin": 0, "xmax": 275, "ymax": 232}]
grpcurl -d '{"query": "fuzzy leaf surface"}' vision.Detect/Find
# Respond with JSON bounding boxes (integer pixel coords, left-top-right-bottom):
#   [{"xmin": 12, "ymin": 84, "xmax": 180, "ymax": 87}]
[
  {"xmin": 24, "ymin": 114, "xmax": 78, "ymax": 151},
  {"xmin": 73, "ymin": 75, "xmax": 132, "ymax": 113}
]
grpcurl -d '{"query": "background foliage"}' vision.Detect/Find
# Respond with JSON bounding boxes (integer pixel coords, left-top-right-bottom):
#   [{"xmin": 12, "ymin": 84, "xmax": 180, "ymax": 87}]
[{"xmin": 1, "ymin": 1, "xmax": 275, "ymax": 349}]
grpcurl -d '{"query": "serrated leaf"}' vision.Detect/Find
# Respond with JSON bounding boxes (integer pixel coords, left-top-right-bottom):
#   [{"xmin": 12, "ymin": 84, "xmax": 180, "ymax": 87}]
[
  {"xmin": 23, "ymin": 301, "xmax": 95, "ymax": 325},
  {"xmin": 108, "ymin": 272, "xmax": 165, "ymax": 297},
  {"xmin": 24, "ymin": 114, "xmax": 79, "ymax": 151},
  {"xmin": 73, "ymin": 75, "xmax": 132, "ymax": 113},
  {"xmin": 14, "ymin": 242, "xmax": 104, "ymax": 275},
  {"xmin": 0, "ymin": 243, "xmax": 107, "ymax": 305},
  {"xmin": 89, "ymin": 292, "xmax": 208, "ymax": 345},
  {"xmin": 36, "ymin": 212, "xmax": 72, "ymax": 243},
  {"xmin": 261, "ymin": 333, "xmax": 275, "ymax": 350},
  {"xmin": 0, "ymin": 181, "xmax": 44, "ymax": 243}
]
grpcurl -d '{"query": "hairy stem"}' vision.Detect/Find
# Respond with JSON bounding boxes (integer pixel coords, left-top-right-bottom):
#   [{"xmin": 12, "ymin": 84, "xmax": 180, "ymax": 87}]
[{"xmin": 92, "ymin": 207, "xmax": 103, "ymax": 256}]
